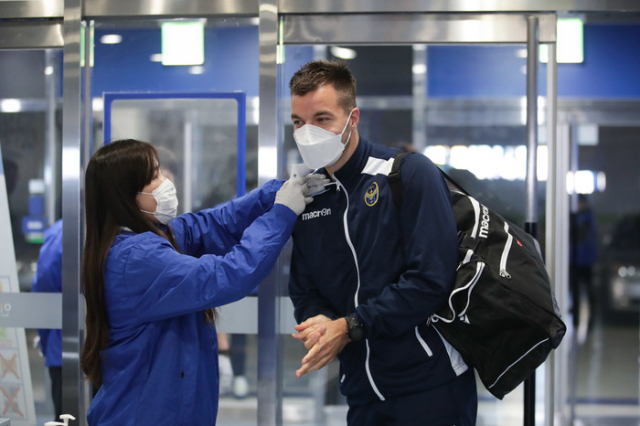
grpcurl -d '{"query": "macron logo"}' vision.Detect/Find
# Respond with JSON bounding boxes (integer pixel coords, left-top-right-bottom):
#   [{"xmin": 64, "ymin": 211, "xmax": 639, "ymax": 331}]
[
  {"xmin": 302, "ymin": 208, "xmax": 332, "ymax": 221},
  {"xmin": 479, "ymin": 205, "xmax": 490, "ymax": 239}
]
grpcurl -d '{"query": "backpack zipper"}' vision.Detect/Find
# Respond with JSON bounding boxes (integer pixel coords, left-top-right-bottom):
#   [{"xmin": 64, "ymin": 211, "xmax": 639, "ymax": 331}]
[
  {"xmin": 334, "ymin": 176, "xmax": 385, "ymax": 402},
  {"xmin": 433, "ymin": 260, "xmax": 485, "ymax": 324},
  {"xmin": 500, "ymin": 223, "xmax": 513, "ymax": 279},
  {"xmin": 469, "ymin": 197, "xmax": 481, "ymax": 238}
]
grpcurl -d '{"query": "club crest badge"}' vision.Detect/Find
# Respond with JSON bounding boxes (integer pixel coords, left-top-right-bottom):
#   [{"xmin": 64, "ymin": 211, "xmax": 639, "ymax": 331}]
[{"xmin": 364, "ymin": 182, "xmax": 379, "ymax": 207}]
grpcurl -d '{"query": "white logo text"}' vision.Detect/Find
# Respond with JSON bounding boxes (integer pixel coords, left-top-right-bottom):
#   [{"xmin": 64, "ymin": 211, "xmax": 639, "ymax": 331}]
[
  {"xmin": 302, "ymin": 208, "xmax": 332, "ymax": 221},
  {"xmin": 479, "ymin": 206, "xmax": 490, "ymax": 239}
]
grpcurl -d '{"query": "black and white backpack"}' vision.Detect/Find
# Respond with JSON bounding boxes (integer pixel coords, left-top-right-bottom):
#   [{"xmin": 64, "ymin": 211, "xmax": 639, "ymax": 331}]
[{"xmin": 389, "ymin": 152, "xmax": 566, "ymax": 400}]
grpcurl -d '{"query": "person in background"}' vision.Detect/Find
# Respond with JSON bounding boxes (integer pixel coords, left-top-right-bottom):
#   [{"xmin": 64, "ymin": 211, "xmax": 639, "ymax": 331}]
[
  {"xmin": 32, "ymin": 219, "xmax": 63, "ymax": 419},
  {"xmin": 288, "ymin": 60, "xmax": 477, "ymax": 425},
  {"xmin": 81, "ymin": 139, "xmax": 325, "ymax": 425},
  {"xmin": 571, "ymin": 193, "xmax": 599, "ymax": 333}
]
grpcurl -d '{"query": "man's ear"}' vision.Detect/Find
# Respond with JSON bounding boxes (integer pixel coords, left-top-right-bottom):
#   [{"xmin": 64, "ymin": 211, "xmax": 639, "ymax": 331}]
[{"xmin": 350, "ymin": 107, "xmax": 360, "ymax": 128}]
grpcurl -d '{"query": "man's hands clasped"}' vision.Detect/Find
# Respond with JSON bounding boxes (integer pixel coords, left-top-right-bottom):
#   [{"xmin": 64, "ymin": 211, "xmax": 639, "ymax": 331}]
[{"xmin": 291, "ymin": 314, "xmax": 350, "ymax": 378}]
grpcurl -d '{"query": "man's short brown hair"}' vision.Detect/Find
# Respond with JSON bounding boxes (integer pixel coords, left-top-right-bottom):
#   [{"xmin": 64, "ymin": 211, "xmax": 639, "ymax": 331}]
[{"xmin": 289, "ymin": 60, "xmax": 357, "ymax": 114}]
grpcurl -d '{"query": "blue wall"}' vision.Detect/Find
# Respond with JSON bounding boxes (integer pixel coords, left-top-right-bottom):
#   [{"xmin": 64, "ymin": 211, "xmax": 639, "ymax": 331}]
[
  {"xmin": 93, "ymin": 26, "xmax": 313, "ymax": 98},
  {"xmin": 428, "ymin": 24, "xmax": 640, "ymax": 98},
  {"xmin": 92, "ymin": 24, "xmax": 640, "ymax": 100},
  {"xmin": 93, "ymin": 26, "xmax": 260, "ymax": 96}
]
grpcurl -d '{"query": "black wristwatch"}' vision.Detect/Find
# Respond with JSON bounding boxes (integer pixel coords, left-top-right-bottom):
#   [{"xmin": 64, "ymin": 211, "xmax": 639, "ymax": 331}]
[{"xmin": 345, "ymin": 313, "xmax": 364, "ymax": 342}]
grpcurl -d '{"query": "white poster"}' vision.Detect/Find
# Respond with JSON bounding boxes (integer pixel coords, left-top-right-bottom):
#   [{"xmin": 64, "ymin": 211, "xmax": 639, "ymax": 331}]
[{"xmin": 0, "ymin": 146, "xmax": 37, "ymax": 425}]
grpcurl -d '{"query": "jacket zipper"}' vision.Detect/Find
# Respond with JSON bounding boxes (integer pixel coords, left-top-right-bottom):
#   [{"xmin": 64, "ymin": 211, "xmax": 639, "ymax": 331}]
[
  {"xmin": 334, "ymin": 177, "xmax": 362, "ymax": 309},
  {"xmin": 415, "ymin": 326, "xmax": 433, "ymax": 356},
  {"xmin": 500, "ymin": 223, "xmax": 513, "ymax": 279},
  {"xmin": 334, "ymin": 176, "xmax": 385, "ymax": 402}
]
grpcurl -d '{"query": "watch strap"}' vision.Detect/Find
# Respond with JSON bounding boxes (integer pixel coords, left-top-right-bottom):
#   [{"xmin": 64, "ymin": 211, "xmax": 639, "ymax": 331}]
[{"xmin": 345, "ymin": 313, "xmax": 364, "ymax": 341}]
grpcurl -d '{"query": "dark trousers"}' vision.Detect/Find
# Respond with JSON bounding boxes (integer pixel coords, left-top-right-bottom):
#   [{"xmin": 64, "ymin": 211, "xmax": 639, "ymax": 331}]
[
  {"xmin": 49, "ymin": 366, "xmax": 62, "ymax": 419},
  {"xmin": 347, "ymin": 368, "xmax": 477, "ymax": 426},
  {"xmin": 230, "ymin": 334, "xmax": 247, "ymax": 376}
]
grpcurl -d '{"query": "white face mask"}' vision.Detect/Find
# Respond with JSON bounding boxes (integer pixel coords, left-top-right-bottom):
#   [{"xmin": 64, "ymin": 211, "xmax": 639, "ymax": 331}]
[
  {"xmin": 139, "ymin": 178, "xmax": 179, "ymax": 225},
  {"xmin": 293, "ymin": 109, "xmax": 354, "ymax": 170}
]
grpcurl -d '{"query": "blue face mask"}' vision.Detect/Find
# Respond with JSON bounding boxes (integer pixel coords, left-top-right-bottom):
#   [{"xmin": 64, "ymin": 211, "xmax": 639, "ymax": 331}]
[{"xmin": 139, "ymin": 178, "xmax": 179, "ymax": 225}]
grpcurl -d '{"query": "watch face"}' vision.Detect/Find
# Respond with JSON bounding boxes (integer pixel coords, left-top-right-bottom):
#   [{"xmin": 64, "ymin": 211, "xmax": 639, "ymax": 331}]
[{"xmin": 349, "ymin": 326, "xmax": 364, "ymax": 341}]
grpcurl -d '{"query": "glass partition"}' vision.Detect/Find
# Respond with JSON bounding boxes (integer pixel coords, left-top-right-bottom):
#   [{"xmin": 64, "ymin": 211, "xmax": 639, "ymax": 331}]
[
  {"xmin": 571, "ymin": 123, "xmax": 640, "ymax": 425},
  {"xmin": 0, "ymin": 47, "xmax": 62, "ymax": 425},
  {"xmin": 106, "ymin": 94, "xmax": 246, "ymax": 211}
]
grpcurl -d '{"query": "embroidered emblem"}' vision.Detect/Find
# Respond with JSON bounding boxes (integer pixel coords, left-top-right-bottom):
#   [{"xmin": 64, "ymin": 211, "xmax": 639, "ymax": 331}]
[{"xmin": 364, "ymin": 182, "xmax": 379, "ymax": 207}]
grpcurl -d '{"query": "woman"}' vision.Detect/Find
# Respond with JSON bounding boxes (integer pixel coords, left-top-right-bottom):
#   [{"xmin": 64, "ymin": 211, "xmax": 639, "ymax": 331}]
[{"xmin": 81, "ymin": 139, "xmax": 320, "ymax": 425}]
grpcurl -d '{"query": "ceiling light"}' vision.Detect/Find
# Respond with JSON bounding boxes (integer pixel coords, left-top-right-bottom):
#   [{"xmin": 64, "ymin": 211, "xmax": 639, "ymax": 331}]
[
  {"xmin": 162, "ymin": 22, "xmax": 205, "ymax": 66},
  {"xmin": 330, "ymin": 46, "xmax": 357, "ymax": 60},
  {"xmin": 100, "ymin": 34, "xmax": 122, "ymax": 44},
  {"xmin": 412, "ymin": 64, "xmax": 427, "ymax": 74},
  {"xmin": 0, "ymin": 99, "xmax": 21, "ymax": 113},
  {"xmin": 92, "ymin": 98, "xmax": 104, "ymax": 112},
  {"xmin": 540, "ymin": 18, "xmax": 584, "ymax": 63}
]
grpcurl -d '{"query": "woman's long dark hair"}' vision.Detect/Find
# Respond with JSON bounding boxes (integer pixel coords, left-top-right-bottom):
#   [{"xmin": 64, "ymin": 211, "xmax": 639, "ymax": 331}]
[{"xmin": 81, "ymin": 139, "xmax": 215, "ymax": 388}]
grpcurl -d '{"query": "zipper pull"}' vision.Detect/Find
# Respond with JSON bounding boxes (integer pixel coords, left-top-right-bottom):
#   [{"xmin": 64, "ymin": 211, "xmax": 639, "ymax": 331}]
[
  {"xmin": 500, "ymin": 269, "xmax": 511, "ymax": 279},
  {"xmin": 334, "ymin": 176, "xmax": 342, "ymax": 192}
]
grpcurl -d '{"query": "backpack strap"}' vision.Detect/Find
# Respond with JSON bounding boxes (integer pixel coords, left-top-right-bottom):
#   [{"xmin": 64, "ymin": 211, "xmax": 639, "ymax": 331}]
[
  {"xmin": 439, "ymin": 168, "xmax": 470, "ymax": 197},
  {"xmin": 388, "ymin": 151, "xmax": 411, "ymax": 210},
  {"xmin": 388, "ymin": 151, "xmax": 471, "ymax": 209}
]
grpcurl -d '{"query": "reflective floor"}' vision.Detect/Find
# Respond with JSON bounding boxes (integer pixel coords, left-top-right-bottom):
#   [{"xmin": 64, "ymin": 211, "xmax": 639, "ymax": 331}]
[
  {"xmin": 215, "ymin": 313, "xmax": 640, "ymax": 426},
  {"xmin": 27, "ymin": 313, "xmax": 640, "ymax": 425}
]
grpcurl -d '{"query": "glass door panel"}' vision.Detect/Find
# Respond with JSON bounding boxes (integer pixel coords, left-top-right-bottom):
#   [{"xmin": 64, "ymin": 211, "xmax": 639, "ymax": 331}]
[
  {"xmin": 572, "ymin": 124, "xmax": 640, "ymax": 425},
  {"xmin": 0, "ymin": 47, "xmax": 62, "ymax": 425}
]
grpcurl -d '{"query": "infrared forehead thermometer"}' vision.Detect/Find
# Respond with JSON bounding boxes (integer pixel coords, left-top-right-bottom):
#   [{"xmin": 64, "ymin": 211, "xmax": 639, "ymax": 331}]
[{"xmin": 290, "ymin": 163, "xmax": 312, "ymax": 179}]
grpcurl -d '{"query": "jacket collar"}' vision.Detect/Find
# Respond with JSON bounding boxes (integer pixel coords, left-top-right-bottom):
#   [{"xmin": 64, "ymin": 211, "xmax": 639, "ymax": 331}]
[{"xmin": 333, "ymin": 136, "xmax": 372, "ymax": 182}]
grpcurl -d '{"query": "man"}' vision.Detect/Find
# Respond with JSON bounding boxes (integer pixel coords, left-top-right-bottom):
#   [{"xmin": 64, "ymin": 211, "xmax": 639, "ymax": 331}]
[{"xmin": 288, "ymin": 60, "xmax": 477, "ymax": 425}]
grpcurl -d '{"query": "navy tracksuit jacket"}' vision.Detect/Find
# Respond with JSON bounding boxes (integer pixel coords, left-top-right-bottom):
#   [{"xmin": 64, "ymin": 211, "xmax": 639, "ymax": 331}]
[{"xmin": 289, "ymin": 137, "xmax": 473, "ymax": 407}]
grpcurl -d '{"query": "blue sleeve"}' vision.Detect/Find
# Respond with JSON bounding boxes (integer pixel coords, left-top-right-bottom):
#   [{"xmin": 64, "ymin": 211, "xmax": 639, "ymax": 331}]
[
  {"xmin": 32, "ymin": 220, "xmax": 63, "ymax": 294},
  {"xmin": 355, "ymin": 154, "xmax": 459, "ymax": 338},
  {"xmin": 32, "ymin": 219, "xmax": 63, "ymax": 364},
  {"xmin": 118, "ymin": 204, "xmax": 297, "ymax": 324},
  {"xmin": 170, "ymin": 180, "xmax": 283, "ymax": 257}
]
